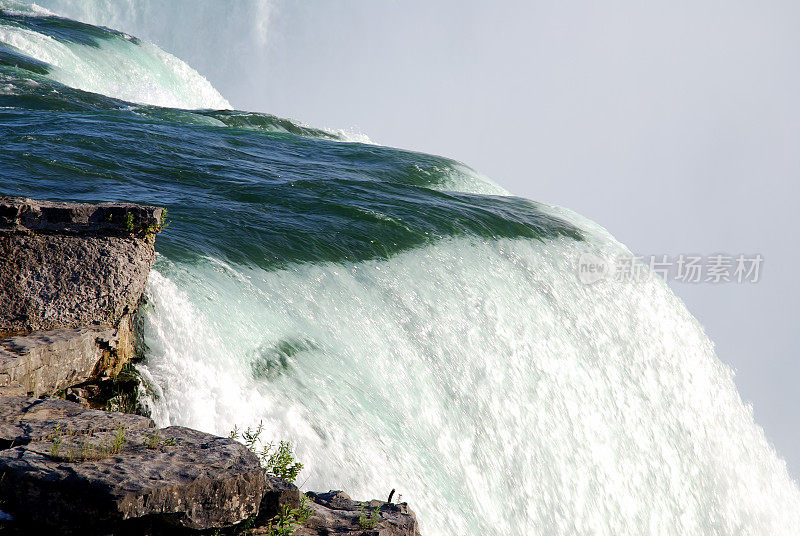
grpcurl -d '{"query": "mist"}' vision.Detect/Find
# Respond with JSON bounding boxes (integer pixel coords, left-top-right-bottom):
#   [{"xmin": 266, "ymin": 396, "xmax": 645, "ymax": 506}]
[{"xmin": 38, "ymin": 0, "xmax": 800, "ymax": 480}]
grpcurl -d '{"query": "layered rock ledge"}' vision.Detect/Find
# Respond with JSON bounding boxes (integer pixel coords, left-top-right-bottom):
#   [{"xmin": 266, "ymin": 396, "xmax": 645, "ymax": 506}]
[
  {"xmin": 0, "ymin": 197, "xmax": 421, "ymax": 535},
  {"xmin": 0, "ymin": 326, "xmax": 118, "ymax": 397},
  {"xmin": 0, "ymin": 196, "xmax": 165, "ymax": 394},
  {"xmin": 0, "ymin": 397, "xmax": 263, "ymax": 533}
]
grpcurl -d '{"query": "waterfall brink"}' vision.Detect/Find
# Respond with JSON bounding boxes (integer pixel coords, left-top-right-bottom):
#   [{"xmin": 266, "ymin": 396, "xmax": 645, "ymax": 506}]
[{"xmin": 2, "ymin": 3, "xmax": 799, "ymax": 535}]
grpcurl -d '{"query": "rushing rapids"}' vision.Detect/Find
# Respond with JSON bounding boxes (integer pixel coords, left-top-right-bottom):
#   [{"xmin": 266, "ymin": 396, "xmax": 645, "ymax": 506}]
[{"xmin": 1, "ymin": 3, "xmax": 799, "ymax": 535}]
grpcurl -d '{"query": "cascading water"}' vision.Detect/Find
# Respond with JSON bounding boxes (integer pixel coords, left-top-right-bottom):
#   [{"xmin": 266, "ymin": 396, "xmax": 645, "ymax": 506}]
[
  {"xmin": 1, "ymin": 3, "xmax": 798, "ymax": 535},
  {"xmin": 0, "ymin": 0, "xmax": 228, "ymax": 108}
]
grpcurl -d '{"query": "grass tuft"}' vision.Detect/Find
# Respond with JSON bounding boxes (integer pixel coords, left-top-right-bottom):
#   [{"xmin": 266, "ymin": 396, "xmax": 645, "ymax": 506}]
[{"xmin": 44, "ymin": 425, "xmax": 128, "ymax": 462}]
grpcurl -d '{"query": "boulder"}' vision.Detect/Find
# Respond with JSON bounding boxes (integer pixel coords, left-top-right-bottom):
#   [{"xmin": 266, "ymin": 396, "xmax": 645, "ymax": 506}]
[
  {"xmin": 0, "ymin": 422, "xmax": 265, "ymax": 533},
  {"xmin": 258, "ymin": 475, "xmax": 303, "ymax": 522},
  {"xmin": 290, "ymin": 491, "xmax": 421, "ymax": 536}
]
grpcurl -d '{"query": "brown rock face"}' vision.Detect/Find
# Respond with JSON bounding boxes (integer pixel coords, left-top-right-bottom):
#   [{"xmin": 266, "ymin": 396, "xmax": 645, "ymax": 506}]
[
  {"xmin": 0, "ymin": 196, "xmax": 164, "ymax": 394},
  {"xmin": 0, "ymin": 196, "xmax": 163, "ymax": 335},
  {"xmin": 0, "ymin": 232, "xmax": 154, "ymax": 333},
  {"xmin": 0, "ymin": 326, "xmax": 121, "ymax": 397}
]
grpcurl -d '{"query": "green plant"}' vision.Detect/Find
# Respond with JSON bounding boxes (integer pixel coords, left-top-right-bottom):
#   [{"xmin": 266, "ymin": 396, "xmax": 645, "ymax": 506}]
[
  {"xmin": 110, "ymin": 425, "xmax": 126, "ymax": 454},
  {"xmin": 263, "ymin": 498, "xmax": 313, "ymax": 536},
  {"xmin": 229, "ymin": 422, "xmax": 263, "ymax": 453},
  {"xmin": 241, "ymin": 515, "xmax": 257, "ymax": 530},
  {"xmin": 141, "ymin": 208, "xmax": 169, "ymax": 238},
  {"xmin": 49, "ymin": 424, "xmax": 63, "ymax": 457},
  {"xmin": 229, "ymin": 424, "xmax": 303, "ymax": 483},
  {"xmin": 265, "ymin": 441, "xmax": 303, "ymax": 482},
  {"xmin": 45, "ymin": 426, "xmax": 128, "ymax": 462},
  {"xmin": 105, "ymin": 363, "xmax": 145, "ymax": 415},
  {"xmin": 144, "ymin": 430, "xmax": 161, "ymax": 449},
  {"xmin": 229, "ymin": 424, "xmax": 310, "ymax": 535},
  {"xmin": 357, "ymin": 504, "xmax": 381, "ymax": 530},
  {"xmin": 79, "ymin": 441, "xmax": 96, "ymax": 460},
  {"xmin": 123, "ymin": 211, "xmax": 134, "ymax": 232},
  {"xmin": 294, "ymin": 497, "xmax": 313, "ymax": 524},
  {"xmin": 144, "ymin": 429, "xmax": 177, "ymax": 449}
]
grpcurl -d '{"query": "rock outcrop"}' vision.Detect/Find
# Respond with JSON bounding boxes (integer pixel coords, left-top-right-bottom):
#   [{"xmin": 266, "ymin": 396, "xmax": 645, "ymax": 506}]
[
  {"xmin": 258, "ymin": 475, "xmax": 303, "ymax": 522},
  {"xmin": 0, "ymin": 394, "xmax": 153, "ymax": 449},
  {"xmin": 0, "ymin": 196, "xmax": 164, "ymax": 394},
  {"xmin": 246, "ymin": 489, "xmax": 421, "ymax": 536},
  {"xmin": 0, "ymin": 197, "xmax": 423, "ymax": 535},
  {"xmin": 295, "ymin": 491, "xmax": 420, "ymax": 536},
  {"xmin": 0, "ymin": 396, "xmax": 265, "ymax": 533},
  {"xmin": 0, "ymin": 396, "xmax": 422, "ymax": 535}
]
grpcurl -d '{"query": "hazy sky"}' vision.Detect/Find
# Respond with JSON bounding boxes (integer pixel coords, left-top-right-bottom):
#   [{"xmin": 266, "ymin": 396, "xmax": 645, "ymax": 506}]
[{"xmin": 40, "ymin": 0, "xmax": 800, "ymax": 479}]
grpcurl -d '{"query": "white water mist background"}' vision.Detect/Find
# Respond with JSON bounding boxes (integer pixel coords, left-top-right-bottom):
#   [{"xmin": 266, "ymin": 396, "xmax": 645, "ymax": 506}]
[{"xmin": 34, "ymin": 0, "xmax": 800, "ymax": 480}]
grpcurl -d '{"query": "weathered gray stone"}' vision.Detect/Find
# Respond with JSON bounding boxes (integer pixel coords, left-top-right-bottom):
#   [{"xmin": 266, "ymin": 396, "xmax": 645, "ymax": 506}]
[
  {"xmin": 0, "ymin": 196, "xmax": 164, "ymax": 239},
  {"xmin": 0, "ymin": 326, "xmax": 121, "ymax": 396},
  {"xmin": 0, "ymin": 424, "xmax": 265, "ymax": 533},
  {"xmin": 0, "ymin": 196, "xmax": 163, "ymax": 336},
  {"xmin": 289, "ymin": 491, "xmax": 421, "ymax": 536},
  {"xmin": 0, "ymin": 233, "xmax": 155, "ymax": 334},
  {"xmin": 0, "ymin": 395, "xmax": 154, "ymax": 449},
  {"xmin": 0, "ymin": 196, "xmax": 165, "ymax": 394}
]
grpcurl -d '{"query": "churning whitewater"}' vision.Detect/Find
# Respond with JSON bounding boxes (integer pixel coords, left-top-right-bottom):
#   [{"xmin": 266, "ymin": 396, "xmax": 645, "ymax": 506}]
[{"xmin": 1, "ymin": 3, "xmax": 799, "ymax": 535}]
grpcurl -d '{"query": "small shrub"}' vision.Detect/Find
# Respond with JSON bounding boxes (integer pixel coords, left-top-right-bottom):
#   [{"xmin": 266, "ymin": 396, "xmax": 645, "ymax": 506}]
[
  {"xmin": 358, "ymin": 504, "xmax": 381, "ymax": 530},
  {"xmin": 144, "ymin": 431, "xmax": 161, "ymax": 449},
  {"xmin": 264, "ymin": 441, "xmax": 303, "ymax": 482},
  {"xmin": 229, "ymin": 424, "xmax": 309, "ymax": 535},
  {"xmin": 264, "ymin": 498, "xmax": 312, "ymax": 536},
  {"xmin": 229, "ymin": 423, "xmax": 303, "ymax": 483},
  {"xmin": 110, "ymin": 425, "xmax": 126, "ymax": 454},
  {"xmin": 144, "ymin": 430, "xmax": 176, "ymax": 449},
  {"xmin": 49, "ymin": 424, "xmax": 63, "ymax": 457}
]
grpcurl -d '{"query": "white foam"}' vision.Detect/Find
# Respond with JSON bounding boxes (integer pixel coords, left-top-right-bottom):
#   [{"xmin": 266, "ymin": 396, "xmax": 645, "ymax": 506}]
[
  {"xmin": 435, "ymin": 163, "xmax": 509, "ymax": 195},
  {"xmin": 0, "ymin": 0, "xmax": 54, "ymax": 16},
  {"xmin": 139, "ymin": 232, "xmax": 800, "ymax": 536},
  {"xmin": 0, "ymin": 5, "xmax": 230, "ymax": 109}
]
